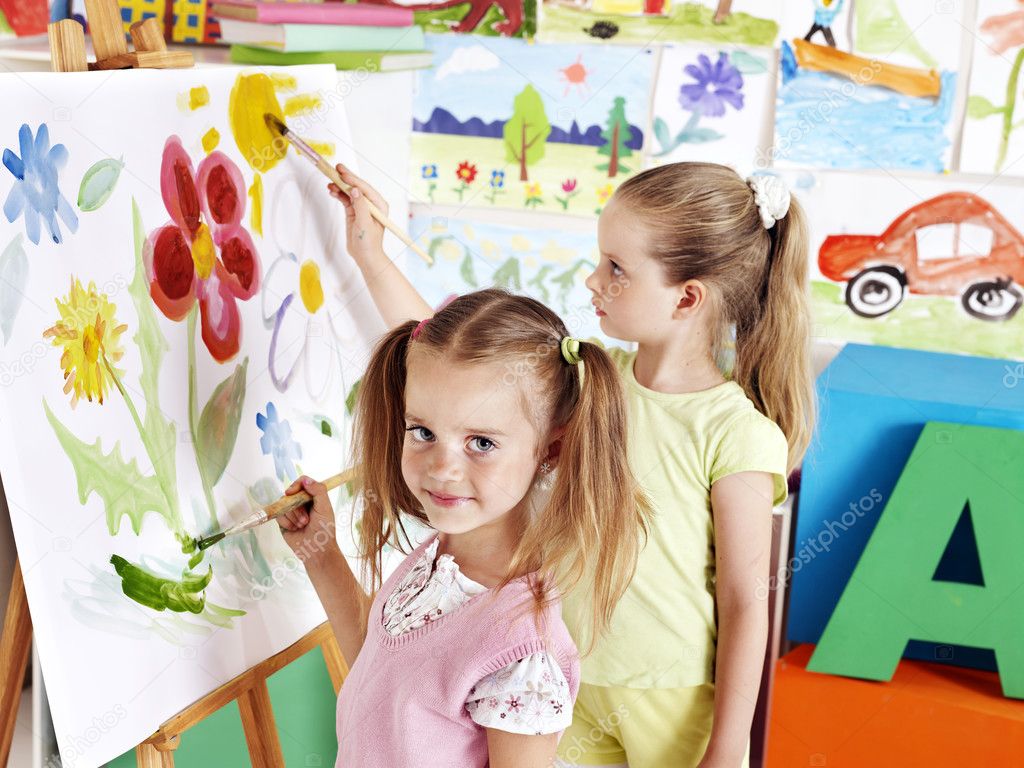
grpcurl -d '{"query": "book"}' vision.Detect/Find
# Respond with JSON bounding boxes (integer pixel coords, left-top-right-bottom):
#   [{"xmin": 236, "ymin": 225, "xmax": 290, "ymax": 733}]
[
  {"xmin": 209, "ymin": 0, "xmax": 413, "ymax": 27},
  {"xmin": 218, "ymin": 18, "xmax": 425, "ymax": 52},
  {"xmin": 228, "ymin": 44, "xmax": 434, "ymax": 72}
]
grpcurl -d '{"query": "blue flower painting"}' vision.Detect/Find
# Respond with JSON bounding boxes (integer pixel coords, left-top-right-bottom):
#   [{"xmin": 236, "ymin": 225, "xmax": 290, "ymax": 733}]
[
  {"xmin": 654, "ymin": 52, "xmax": 747, "ymax": 158},
  {"xmin": 256, "ymin": 402, "xmax": 302, "ymax": 482},
  {"xmin": 3, "ymin": 123, "xmax": 79, "ymax": 245}
]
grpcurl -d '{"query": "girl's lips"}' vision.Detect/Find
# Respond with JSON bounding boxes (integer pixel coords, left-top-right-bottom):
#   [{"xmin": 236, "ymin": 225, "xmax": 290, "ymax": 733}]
[
  {"xmin": 426, "ymin": 491, "xmax": 471, "ymax": 508},
  {"xmin": 595, "ymin": 308, "xmax": 607, "ymax": 317}
]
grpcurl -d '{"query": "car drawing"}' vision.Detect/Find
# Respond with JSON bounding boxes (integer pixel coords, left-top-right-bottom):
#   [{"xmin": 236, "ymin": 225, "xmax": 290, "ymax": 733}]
[{"xmin": 818, "ymin": 192, "xmax": 1024, "ymax": 321}]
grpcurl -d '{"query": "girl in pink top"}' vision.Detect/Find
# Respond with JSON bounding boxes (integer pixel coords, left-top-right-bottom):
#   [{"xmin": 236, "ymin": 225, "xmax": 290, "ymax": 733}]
[{"xmin": 278, "ymin": 287, "xmax": 651, "ymax": 767}]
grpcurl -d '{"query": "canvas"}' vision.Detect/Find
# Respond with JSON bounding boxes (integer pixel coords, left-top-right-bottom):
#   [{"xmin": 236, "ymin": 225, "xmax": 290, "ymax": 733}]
[
  {"xmin": 0, "ymin": 64, "xmax": 382, "ymax": 768},
  {"xmin": 411, "ymin": 34, "xmax": 655, "ymax": 217},
  {"xmin": 784, "ymin": 169, "xmax": 1024, "ymax": 359},
  {"xmin": 773, "ymin": 0, "xmax": 963, "ymax": 172},
  {"xmin": 961, "ymin": 0, "xmax": 1024, "ymax": 178},
  {"xmin": 407, "ymin": 214, "xmax": 614, "ymax": 342},
  {"xmin": 538, "ymin": 0, "xmax": 782, "ymax": 48},
  {"xmin": 648, "ymin": 43, "xmax": 774, "ymax": 172}
]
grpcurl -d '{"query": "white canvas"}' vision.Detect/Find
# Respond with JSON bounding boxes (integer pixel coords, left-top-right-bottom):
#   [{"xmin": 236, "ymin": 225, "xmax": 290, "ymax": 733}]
[
  {"xmin": 649, "ymin": 43, "xmax": 775, "ymax": 173},
  {"xmin": 0, "ymin": 65, "xmax": 382, "ymax": 767},
  {"xmin": 961, "ymin": 0, "xmax": 1024, "ymax": 177},
  {"xmin": 779, "ymin": 169, "xmax": 1024, "ymax": 360}
]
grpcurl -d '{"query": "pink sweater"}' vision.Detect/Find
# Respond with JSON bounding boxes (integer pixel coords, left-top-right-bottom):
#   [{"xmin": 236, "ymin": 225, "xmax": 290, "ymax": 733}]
[{"xmin": 335, "ymin": 535, "xmax": 580, "ymax": 767}]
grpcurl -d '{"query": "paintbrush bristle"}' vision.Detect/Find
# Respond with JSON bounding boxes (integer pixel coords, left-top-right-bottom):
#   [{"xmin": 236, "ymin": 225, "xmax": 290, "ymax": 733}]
[
  {"xmin": 197, "ymin": 532, "xmax": 226, "ymax": 551},
  {"xmin": 264, "ymin": 113, "xmax": 287, "ymax": 137}
]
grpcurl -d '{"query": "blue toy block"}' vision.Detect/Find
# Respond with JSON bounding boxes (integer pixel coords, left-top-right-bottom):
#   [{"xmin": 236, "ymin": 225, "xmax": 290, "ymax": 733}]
[{"xmin": 788, "ymin": 344, "xmax": 1024, "ymax": 672}]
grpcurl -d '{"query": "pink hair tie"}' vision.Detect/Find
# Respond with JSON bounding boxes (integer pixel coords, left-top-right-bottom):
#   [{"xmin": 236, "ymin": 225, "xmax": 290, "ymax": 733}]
[{"xmin": 411, "ymin": 294, "xmax": 458, "ymax": 340}]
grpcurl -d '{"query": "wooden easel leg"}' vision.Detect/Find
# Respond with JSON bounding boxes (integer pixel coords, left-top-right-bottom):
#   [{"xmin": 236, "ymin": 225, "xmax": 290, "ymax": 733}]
[
  {"xmin": 238, "ymin": 679, "xmax": 284, "ymax": 768},
  {"xmin": 135, "ymin": 742, "xmax": 176, "ymax": 768},
  {"xmin": 0, "ymin": 560, "xmax": 33, "ymax": 767},
  {"xmin": 321, "ymin": 634, "xmax": 349, "ymax": 696}
]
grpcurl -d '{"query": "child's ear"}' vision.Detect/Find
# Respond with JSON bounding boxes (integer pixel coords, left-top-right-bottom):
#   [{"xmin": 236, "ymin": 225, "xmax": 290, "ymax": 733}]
[
  {"xmin": 674, "ymin": 279, "xmax": 709, "ymax": 317},
  {"xmin": 542, "ymin": 428, "xmax": 566, "ymax": 469}
]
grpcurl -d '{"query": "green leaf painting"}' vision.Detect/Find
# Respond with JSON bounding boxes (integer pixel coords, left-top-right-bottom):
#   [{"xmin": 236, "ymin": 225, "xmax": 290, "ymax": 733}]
[
  {"xmin": 77, "ymin": 157, "xmax": 124, "ymax": 212},
  {"xmin": 197, "ymin": 358, "xmax": 248, "ymax": 487},
  {"xmin": 44, "ymin": 400, "xmax": 178, "ymax": 536},
  {"xmin": 110, "ymin": 555, "xmax": 212, "ymax": 613}
]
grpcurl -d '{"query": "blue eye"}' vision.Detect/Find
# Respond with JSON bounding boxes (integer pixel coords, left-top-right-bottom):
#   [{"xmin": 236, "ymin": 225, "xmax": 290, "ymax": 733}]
[
  {"xmin": 406, "ymin": 425, "xmax": 434, "ymax": 442},
  {"xmin": 469, "ymin": 436, "xmax": 496, "ymax": 453}
]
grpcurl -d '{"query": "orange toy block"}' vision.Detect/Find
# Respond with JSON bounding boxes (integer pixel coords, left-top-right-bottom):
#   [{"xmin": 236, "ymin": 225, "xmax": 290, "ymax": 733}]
[{"xmin": 766, "ymin": 645, "xmax": 1024, "ymax": 767}]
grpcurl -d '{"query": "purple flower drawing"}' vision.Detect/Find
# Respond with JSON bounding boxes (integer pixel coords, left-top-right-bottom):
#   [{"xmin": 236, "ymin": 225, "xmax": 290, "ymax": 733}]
[{"xmin": 679, "ymin": 53, "xmax": 745, "ymax": 117}]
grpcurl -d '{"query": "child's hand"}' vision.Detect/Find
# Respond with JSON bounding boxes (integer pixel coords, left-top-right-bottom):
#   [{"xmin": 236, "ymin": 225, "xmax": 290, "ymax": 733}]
[
  {"xmin": 327, "ymin": 163, "xmax": 388, "ymax": 266},
  {"xmin": 277, "ymin": 475, "xmax": 339, "ymax": 566}
]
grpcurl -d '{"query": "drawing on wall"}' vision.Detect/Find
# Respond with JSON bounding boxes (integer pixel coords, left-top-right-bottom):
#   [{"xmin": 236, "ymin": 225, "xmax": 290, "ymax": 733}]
[
  {"xmin": 411, "ymin": 34, "xmax": 654, "ymax": 216},
  {"xmin": 962, "ymin": 0, "xmax": 1024, "ymax": 177},
  {"xmin": 649, "ymin": 45, "xmax": 772, "ymax": 171},
  {"xmin": 784, "ymin": 170, "xmax": 1024, "ymax": 360},
  {"xmin": 0, "ymin": 65, "xmax": 379, "ymax": 768},
  {"xmin": 537, "ymin": 0, "xmax": 781, "ymax": 47},
  {"xmin": 359, "ymin": 0, "xmax": 537, "ymax": 37},
  {"xmin": 408, "ymin": 215, "xmax": 611, "ymax": 341},
  {"xmin": 0, "ymin": 0, "xmax": 47, "ymax": 37},
  {"xmin": 773, "ymin": 0, "xmax": 960, "ymax": 172}
]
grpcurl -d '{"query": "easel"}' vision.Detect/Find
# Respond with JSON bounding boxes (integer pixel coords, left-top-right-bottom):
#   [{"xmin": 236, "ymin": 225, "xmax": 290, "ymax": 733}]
[
  {"xmin": 1, "ymin": 7, "xmax": 352, "ymax": 765},
  {"xmin": 1, "ymin": 562, "xmax": 347, "ymax": 767},
  {"xmin": 48, "ymin": 0, "xmax": 194, "ymax": 72}
]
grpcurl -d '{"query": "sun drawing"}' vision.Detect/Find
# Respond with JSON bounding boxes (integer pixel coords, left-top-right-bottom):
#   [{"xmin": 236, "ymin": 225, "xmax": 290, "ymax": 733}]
[{"xmin": 559, "ymin": 54, "xmax": 591, "ymax": 98}]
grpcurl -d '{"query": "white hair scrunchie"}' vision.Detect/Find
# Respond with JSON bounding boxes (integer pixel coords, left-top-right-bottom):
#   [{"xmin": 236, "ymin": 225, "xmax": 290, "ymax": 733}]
[{"xmin": 746, "ymin": 175, "xmax": 791, "ymax": 230}]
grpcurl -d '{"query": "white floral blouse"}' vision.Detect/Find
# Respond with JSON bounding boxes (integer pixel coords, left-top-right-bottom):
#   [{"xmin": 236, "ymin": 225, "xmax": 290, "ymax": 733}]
[{"xmin": 382, "ymin": 539, "xmax": 573, "ymax": 735}]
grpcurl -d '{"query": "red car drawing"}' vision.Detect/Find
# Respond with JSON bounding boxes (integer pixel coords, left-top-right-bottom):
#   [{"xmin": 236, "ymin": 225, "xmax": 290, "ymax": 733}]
[{"xmin": 818, "ymin": 192, "xmax": 1024, "ymax": 321}]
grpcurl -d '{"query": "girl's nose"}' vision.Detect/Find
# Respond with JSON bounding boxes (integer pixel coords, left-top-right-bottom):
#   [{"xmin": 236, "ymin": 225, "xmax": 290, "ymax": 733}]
[
  {"xmin": 427, "ymin": 446, "xmax": 463, "ymax": 482},
  {"xmin": 584, "ymin": 269, "xmax": 600, "ymax": 293}
]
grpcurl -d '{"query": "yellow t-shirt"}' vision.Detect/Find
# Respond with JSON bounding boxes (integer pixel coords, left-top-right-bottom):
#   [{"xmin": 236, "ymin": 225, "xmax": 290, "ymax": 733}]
[{"xmin": 564, "ymin": 346, "xmax": 788, "ymax": 689}]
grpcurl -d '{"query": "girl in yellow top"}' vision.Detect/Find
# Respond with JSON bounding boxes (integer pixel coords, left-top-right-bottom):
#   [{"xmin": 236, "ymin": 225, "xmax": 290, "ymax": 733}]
[
  {"xmin": 326, "ymin": 160, "xmax": 814, "ymax": 768},
  {"xmin": 558, "ymin": 164, "xmax": 815, "ymax": 768}
]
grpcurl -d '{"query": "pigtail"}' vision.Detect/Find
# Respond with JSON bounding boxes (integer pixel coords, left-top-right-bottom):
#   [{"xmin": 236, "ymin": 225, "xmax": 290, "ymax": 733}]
[
  {"xmin": 513, "ymin": 340, "xmax": 652, "ymax": 655},
  {"xmin": 733, "ymin": 197, "xmax": 816, "ymax": 472},
  {"xmin": 352, "ymin": 320, "xmax": 423, "ymax": 592}
]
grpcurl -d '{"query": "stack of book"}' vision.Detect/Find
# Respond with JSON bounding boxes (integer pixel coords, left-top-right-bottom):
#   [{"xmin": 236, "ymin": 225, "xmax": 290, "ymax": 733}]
[{"xmin": 215, "ymin": 0, "xmax": 433, "ymax": 72}]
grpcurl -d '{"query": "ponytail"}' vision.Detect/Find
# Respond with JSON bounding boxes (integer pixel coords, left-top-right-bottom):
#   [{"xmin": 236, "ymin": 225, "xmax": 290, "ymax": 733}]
[
  {"xmin": 734, "ymin": 197, "xmax": 815, "ymax": 472},
  {"xmin": 352, "ymin": 320, "xmax": 423, "ymax": 592},
  {"xmin": 508, "ymin": 339, "xmax": 652, "ymax": 655}
]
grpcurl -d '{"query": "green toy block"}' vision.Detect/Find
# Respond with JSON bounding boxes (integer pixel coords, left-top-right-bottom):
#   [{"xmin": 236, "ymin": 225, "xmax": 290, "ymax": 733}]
[{"xmin": 808, "ymin": 421, "xmax": 1024, "ymax": 699}]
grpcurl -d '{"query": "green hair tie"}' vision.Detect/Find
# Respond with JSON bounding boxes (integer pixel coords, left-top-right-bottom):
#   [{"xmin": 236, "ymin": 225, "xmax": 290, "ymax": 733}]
[{"xmin": 560, "ymin": 336, "xmax": 582, "ymax": 366}]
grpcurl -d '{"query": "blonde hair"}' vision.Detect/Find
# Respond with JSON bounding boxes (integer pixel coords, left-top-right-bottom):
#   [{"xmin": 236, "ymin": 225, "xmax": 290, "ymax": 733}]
[
  {"xmin": 352, "ymin": 288, "xmax": 651, "ymax": 649},
  {"xmin": 615, "ymin": 162, "xmax": 815, "ymax": 471}
]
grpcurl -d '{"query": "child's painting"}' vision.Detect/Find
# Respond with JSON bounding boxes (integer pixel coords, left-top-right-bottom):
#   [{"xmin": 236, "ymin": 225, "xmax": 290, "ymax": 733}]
[
  {"xmin": 961, "ymin": 0, "xmax": 1024, "ymax": 177},
  {"xmin": 407, "ymin": 215, "xmax": 612, "ymax": 342},
  {"xmin": 0, "ymin": 64, "xmax": 382, "ymax": 768},
  {"xmin": 783, "ymin": 169, "xmax": 1024, "ymax": 359},
  {"xmin": 0, "ymin": 0, "xmax": 48, "ymax": 36},
  {"xmin": 411, "ymin": 34, "xmax": 655, "ymax": 217},
  {"xmin": 649, "ymin": 43, "xmax": 774, "ymax": 172},
  {"xmin": 773, "ymin": 0, "xmax": 963, "ymax": 172},
  {"xmin": 371, "ymin": 0, "xmax": 536, "ymax": 37},
  {"xmin": 538, "ymin": 0, "xmax": 782, "ymax": 47}
]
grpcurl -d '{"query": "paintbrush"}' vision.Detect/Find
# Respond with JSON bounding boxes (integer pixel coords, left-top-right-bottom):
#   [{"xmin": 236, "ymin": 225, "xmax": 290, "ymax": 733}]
[
  {"xmin": 193, "ymin": 470, "xmax": 352, "ymax": 551},
  {"xmin": 264, "ymin": 113, "xmax": 433, "ymax": 266}
]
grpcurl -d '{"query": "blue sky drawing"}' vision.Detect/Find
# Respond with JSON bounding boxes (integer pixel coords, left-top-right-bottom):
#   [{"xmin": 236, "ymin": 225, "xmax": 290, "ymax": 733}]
[{"xmin": 414, "ymin": 34, "xmax": 655, "ymax": 132}]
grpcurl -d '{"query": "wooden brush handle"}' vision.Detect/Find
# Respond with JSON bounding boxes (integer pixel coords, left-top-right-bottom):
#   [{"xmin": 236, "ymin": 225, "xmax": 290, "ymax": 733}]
[
  {"xmin": 321, "ymin": 160, "xmax": 434, "ymax": 266},
  {"xmin": 263, "ymin": 469, "xmax": 355, "ymax": 521}
]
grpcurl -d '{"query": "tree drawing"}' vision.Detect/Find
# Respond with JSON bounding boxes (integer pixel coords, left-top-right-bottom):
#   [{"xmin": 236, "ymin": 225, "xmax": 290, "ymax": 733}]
[
  {"xmin": 597, "ymin": 96, "xmax": 633, "ymax": 178},
  {"xmin": 504, "ymin": 85, "xmax": 551, "ymax": 182}
]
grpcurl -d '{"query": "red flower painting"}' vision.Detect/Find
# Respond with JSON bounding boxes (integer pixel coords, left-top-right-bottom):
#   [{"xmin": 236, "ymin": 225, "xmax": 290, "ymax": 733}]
[{"xmin": 144, "ymin": 136, "xmax": 260, "ymax": 362}]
